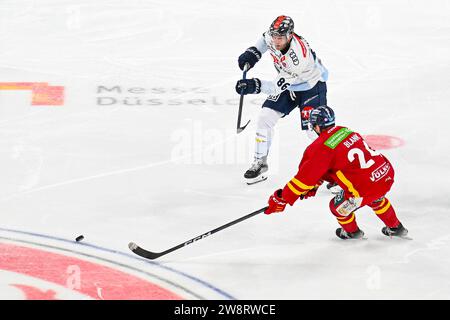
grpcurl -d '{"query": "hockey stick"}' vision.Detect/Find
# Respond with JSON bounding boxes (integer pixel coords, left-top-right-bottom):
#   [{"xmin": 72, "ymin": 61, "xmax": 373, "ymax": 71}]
[
  {"xmin": 128, "ymin": 206, "xmax": 268, "ymax": 260},
  {"xmin": 236, "ymin": 63, "xmax": 251, "ymax": 134}
]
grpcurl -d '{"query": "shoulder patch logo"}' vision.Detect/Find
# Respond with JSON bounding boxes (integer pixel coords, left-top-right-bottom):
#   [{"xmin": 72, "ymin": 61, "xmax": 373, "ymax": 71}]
[{"xmin": 324, "ymin": 128, "xmax": 354, "ymax": 149}]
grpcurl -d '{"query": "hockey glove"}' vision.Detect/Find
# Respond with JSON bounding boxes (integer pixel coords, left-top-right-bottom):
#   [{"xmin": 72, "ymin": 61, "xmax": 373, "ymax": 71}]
[
  {"xmin": 300, "ymin": 186, "xmax": 318, "ymax": 200},
  {"xmin": 300, "ymin": 180, "xmax": 323, "ymax": 200},
  {"xmin": 235, "ymin": 78, "xmax": 261, "ymax": 95},
  {"xmin": 238, "ymin": 46, "xmax": 262, "ymax": 71},
  {"xmin": 265, "ymin": 189, "xmax": 287, "ymax": 215}
]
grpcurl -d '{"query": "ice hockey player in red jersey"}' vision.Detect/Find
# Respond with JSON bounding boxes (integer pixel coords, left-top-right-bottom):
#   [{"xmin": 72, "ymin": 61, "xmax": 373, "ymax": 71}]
[{"xmin": 264, "ymin": 105, "xmax": 408, "ymax": 239}]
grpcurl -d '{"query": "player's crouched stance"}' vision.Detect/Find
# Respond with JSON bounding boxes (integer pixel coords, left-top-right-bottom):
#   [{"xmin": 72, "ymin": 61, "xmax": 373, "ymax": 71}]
[{"xmin": 264, "ymin": 106, "xmax": 408, "ymax": 240}]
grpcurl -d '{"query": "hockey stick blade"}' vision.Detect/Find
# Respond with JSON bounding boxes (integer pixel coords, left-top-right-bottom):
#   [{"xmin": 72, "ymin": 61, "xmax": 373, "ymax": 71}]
[
  {"xmin": 237, "ymin": 119, "xmax": 250, "ymax": 134},
  {"xmin": 128, "ymin": 242, "xmax": 162, "ymax": 260}
]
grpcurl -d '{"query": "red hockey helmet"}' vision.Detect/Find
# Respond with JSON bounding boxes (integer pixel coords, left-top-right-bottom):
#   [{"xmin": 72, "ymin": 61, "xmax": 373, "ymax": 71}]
[{"xmin": 269, "ymin": 15, "xmax": 294, "ymax": 37}]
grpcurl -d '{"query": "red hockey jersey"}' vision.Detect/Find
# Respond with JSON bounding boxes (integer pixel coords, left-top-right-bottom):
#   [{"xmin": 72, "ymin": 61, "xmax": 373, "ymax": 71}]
[{"xmin": 281, "ymin": 126, "xmax": 395, "ymax": 205}]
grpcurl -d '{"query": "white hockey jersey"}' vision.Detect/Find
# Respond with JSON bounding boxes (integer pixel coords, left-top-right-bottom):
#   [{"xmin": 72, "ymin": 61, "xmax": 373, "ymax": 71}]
[{"xmin": 255, "ymin": 32, "xmax": 328, "ymax": 95}]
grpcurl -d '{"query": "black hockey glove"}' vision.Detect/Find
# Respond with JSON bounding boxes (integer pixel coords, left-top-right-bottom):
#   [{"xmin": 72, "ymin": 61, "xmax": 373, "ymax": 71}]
[
  {"xmin": 235, "ymin": 78, "xmax": 261, "ymax": 95},
  {"xmin": 238, "ymin": 47, "xmax": 262, "ymax": 71}
]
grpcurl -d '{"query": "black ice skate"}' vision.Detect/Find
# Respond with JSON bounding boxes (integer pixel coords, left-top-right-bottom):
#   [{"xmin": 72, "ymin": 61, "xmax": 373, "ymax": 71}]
[
  {"xmin": 382, "ymin": 223, "xmax": 410, "ymax": 239},
  {"xmin": 244, "ymin": 158, "xmax": 268, "ymax": 185},
  {"xmin": 335, "ymin": 228, "xmax": 365, "ymax": 240}
]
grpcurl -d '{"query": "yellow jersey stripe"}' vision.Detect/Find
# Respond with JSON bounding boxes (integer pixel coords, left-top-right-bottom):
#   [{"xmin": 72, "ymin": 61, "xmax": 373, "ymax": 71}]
[
  {"xmin": 375, "ymin": 202, "xmax": 391, "ymax": 215},
  {"xmin": 373, "ymin": 198, "xmax": 386, "ymax": 210},
  {"xmin": 336, "ymin": 170, "xmax": 360, "ymax": 198},
  {"xmin": 291, "ymin": 177, "xmax": 315, "ymax": 190},
  {"xmin": 287, "ymin": 182, "xmax": 305, "ymax": 196},
  {"xmin": 338, "ymin": 213, "xmax": 355, "ymax": 225}
]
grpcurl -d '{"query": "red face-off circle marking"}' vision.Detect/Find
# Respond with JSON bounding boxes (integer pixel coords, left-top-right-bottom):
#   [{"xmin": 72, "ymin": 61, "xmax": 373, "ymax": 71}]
[
  {"xmin": 0, "ymin": 243, "xmax": 182, "ymax": 300},
  {"xmin": 362, "ymin": 135, "xmax": 405, "ymax": 150}
]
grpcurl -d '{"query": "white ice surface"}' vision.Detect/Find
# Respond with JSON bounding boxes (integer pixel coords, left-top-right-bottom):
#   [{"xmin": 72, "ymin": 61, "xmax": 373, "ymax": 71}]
[{"xmin": 1, "ymin": 0, "xmax": 450, "ymax": 299}]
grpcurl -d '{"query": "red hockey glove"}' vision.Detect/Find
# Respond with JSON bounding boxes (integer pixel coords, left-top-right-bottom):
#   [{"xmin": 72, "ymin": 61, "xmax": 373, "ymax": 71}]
[{"xmin": 265, "ymin": 189, "xmax": 287, "ymax": 215}]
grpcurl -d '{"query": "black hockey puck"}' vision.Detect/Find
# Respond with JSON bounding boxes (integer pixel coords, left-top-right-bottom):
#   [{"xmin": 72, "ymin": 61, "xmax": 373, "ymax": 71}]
[{"xmin": 75, "ymin": 235, "xmax": 84, "ymax": 242}]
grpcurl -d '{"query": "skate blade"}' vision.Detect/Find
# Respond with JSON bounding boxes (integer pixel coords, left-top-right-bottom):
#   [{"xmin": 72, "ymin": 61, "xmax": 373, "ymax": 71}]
[
  {"xmin": 387, "ymin": 235, "xmax": 413, "ymax": 240},
  {"xmin": 348, "ymin": 236, "xmax": 368, "ymax": 240},
  {"xmin": 336, "ymin": 236, "xmax": 368, "ymax": 241},
  {"xmin": 246, "ymin": 175, "xmax": 268, "ymax": 185}
]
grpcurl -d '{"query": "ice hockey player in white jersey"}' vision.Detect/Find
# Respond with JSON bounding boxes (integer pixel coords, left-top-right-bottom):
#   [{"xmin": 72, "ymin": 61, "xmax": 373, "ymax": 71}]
[{"xmin": 236, "ymin": 15, "xmax": 329, "ymax": 184}]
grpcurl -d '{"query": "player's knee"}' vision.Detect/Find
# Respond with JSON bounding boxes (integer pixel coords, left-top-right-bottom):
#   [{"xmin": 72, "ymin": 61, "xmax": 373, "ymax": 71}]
[
  {"xmin": 257, "ymin": 117, "xmax": 271, "ymax": 131},
  {"xmin": 329, "ymin": 195, "xmax": 360, "ymax": 218},
  {"xmin": 258, "ymin": 108, "xmax": 282, "ymax": 129}
]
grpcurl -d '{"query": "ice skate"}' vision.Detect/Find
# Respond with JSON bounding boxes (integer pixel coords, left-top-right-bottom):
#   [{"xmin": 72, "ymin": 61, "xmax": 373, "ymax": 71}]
[
  {"xmin": 335, "ymin": 228, "xmax": 366, "ymax": 240},
  {"xmin": 382, "ymin": 223, "xmax": 411, "ymax": 239},
  {"xmin": 244, "ymin": 157, "xmax": 268, "ymax": 185}
]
